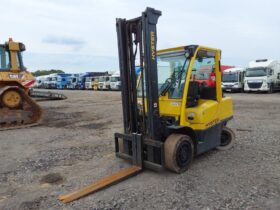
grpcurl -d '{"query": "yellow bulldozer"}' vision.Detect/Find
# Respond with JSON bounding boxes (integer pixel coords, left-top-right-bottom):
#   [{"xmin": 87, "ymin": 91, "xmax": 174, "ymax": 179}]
[{"xmin": 0, "ymin": 38, "xmax": 42, "ymax": 130}]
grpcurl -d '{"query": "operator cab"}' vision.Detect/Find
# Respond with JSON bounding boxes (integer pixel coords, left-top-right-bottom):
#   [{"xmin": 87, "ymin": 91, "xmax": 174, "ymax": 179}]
[
  {"xmin": 0, "ymin": 39, "xmax": 26, "ymax": 71},
  {"xmin": 138, "ymin": 46, "xmax": 220, "ymax": 113}
]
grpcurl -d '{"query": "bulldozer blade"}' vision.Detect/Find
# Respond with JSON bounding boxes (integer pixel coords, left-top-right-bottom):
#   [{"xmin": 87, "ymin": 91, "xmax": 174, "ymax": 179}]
[{"xmin": 58, "ymin": 166, "xmax": 142, "ymax": 203}]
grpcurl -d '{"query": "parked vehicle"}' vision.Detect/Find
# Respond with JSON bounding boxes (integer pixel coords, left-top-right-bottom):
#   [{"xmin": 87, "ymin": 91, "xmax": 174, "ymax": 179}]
[
  {"xmin": 193, "ymin": 65, "xmax": 233, "ymax": 87},
  {"xmin": 98, "ymin": 76, "xmax": 111, "ymax": 90},
  {"xmin": 56, "ymin": 74, "xmax": 72, "ymax": 89},
  {"xmin": 80, "ymin": 72, "xmax": 109, "ymax": 90},
  {"xmin": 67, "ymin": 74, "xmax": 79, "ymax": 89},
  {"xmin": 35, "ymin": 75, "xmax": 48, "ymax": 88},
  {"xmin": 110, "ymin": 72, "xmax": 121, "ymax": 90},
  {"xmin": 49, "ymin": 74, "xmax": 58, "ymax": 89},
  {"xmin": 85, "ymin": 76, "xmax": 99, "ymax": 90},
  {"xmin": 42, "ymin": 76, "xmax": 51, "ymax": 89},
  {"xmin": 76, "ymin": 73, "xmax": 87, "ymax": 90},
  {"xmin": 85, "ymin": 76, "xmax": 94, "ymax": 90},
  {"xmin": 222, "ymin": 67, "xmax": 245, "ymax": 92},
  {"xmin": 244, "ymin": 59, "xmax": 280, "ymax": 93}
]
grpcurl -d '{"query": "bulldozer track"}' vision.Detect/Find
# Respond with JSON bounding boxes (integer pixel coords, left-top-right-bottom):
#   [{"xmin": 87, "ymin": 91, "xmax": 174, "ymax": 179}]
[{"xmin": 0, "ymin": 86, "xmax": 42, "ymax": 131}]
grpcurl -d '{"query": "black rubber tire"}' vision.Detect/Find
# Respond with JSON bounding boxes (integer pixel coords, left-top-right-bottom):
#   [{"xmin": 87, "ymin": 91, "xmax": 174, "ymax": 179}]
[
  {"xmin": 216, "ymin": 127, "xmax": 235, "ymax": 151},
  {"xmin": 164, "ymin": 134, "xmax": 194, "ymax": 173},
  {"xmin": 267, "ymin": 84, "xmax": 273, "ymax": 94}
]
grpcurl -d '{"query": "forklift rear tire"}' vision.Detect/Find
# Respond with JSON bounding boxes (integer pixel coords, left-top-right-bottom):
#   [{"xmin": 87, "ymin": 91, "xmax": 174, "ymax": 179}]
[
  {"xmin": 216, "ymin": 126, "xmax": 235, "ymax": 151},
  {"xmin": 164, "ymin": 134, "xmax": 194, "ymax": 173}
]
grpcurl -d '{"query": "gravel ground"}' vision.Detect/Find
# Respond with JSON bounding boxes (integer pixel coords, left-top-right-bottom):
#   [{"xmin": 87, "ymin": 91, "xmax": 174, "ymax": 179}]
[{"xmin": 0, "ymin": 90, "xmax": 280, "ymax": 210}]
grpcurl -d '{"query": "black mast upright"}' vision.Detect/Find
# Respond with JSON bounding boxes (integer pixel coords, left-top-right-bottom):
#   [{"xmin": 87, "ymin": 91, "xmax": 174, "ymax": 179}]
[
  {"xmin": 115, "ymin": 7, "xmax": 163, "ymax": 168},
  {"xmin": 142, "ymin": 8, "xmax": 162, "ymax": 140}
]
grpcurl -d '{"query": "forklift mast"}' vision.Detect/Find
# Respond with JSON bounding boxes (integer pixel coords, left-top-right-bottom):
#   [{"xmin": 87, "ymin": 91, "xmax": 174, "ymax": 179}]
[{"xmin": 116, "ymin": 7, "xmax": 162, "ymax": 141}]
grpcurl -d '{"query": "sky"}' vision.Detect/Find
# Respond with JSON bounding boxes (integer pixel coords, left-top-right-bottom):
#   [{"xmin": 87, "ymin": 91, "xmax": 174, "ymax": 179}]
[{"xmin": 1, "ymin": 0, "xmax": 279, "ymax": 73}]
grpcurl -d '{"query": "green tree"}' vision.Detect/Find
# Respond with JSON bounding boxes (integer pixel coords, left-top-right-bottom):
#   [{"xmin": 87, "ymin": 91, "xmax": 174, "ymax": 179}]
[{"xmin": 32, "ymin": 69, "xmax": 65, "ymax": 77}]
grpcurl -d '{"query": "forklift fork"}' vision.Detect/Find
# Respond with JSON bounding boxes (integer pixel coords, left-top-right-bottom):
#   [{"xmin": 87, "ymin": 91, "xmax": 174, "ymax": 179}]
[{"xmin": 58, "ymin": 166, "xmax": 142, "ymax": 203}]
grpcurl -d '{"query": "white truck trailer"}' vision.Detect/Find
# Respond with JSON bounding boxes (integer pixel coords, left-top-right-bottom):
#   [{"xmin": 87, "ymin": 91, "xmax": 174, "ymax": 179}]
[
  {"xmin": 244, "ymin": 59, "xmax": 280, "ymax": 93},
  {"xmin": 222, "ymin": 67, "xmax": 245, "ymax": 92}
]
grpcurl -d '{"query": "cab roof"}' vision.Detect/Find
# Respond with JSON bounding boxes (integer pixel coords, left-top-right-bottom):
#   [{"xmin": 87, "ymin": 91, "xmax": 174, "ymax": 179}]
[
  {"xmin": 157, "ymin": 45, "xmax": 220, "ymax": 55},
  {"xmin": 224, "ymin": 67, "xmax": 245, "ymax": 73}
]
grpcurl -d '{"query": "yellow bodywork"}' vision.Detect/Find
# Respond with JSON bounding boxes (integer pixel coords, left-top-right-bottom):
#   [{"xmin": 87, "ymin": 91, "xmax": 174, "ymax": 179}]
[
  {"xmin": 138, "ymin": 45, "xmax": 233, "ymax": 131},
  {"xmin": 0, "ymin": 39, "xmax": 35, "ymax": 91},
  {"xmin": 0, "ymin": 71, "xmax": 35, "ymax": 88}
]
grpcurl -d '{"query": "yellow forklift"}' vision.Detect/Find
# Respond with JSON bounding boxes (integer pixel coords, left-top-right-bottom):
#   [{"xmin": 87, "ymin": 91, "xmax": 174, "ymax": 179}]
[{"xmin": 59, "ymin": 7, "xmax": 235, "ymax": 203}]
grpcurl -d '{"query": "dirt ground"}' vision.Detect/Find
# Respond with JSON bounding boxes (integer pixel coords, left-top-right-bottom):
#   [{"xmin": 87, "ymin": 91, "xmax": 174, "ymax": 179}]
[{"xmin": 1, "ymin": 90, "xmax": 280, "ymax": 210}]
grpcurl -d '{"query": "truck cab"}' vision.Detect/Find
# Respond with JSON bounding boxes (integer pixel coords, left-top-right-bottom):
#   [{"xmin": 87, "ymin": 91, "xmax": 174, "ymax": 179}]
[
  {"xmin": 49, "ymin": 74, "xmax": 58, "ymax": 89},
  {"xmin": 85, "ymin": 76, "xmax": 93, "ymax": 90},
  {"xmin": 222, "ymin": 67, "xmax": 245, "ymax": 92},
  {"xmin": 194, "ymin": 65, "xmax": 216, "ymax": 87},
  {"xmin": 110, "ymin": 73, "xmax": 121, "ymax": 90},
  {"xmin": 35, "ymin": 76, "xmax": 45, "ymax": 88},
  {"xmin": 67, "ymin": 75, "xmax": 79, "ymax": 89},
  {"xmin": 56, "ymin": 74, "xmax": 71, "ymax": 89},
  {"xmin": 98, "ymin": 76, "xmax": 111, "ymax": 90},
  {"xmin": 42, "ymin": 76, "xmax": 51, "ymax": 89},
  {"xmin": 244, "ymin": 59, "xmax": 280, "ymax": 93},
  {"xmin": 77, "ymin": 73, "xmax": 87, "ymax": 90}
]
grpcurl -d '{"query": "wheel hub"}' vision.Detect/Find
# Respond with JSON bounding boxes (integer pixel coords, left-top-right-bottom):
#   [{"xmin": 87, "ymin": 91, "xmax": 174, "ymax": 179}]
[
  {"xmin": 2, "ymin": 90, "xmax": 22, "ymax": 108},
  {"xmin": 176, "ymin": 141, "xmax": 192, "ymax": 168}
]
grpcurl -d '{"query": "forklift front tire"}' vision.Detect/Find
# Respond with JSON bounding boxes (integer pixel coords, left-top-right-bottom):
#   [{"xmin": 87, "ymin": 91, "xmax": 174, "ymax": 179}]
[
  {"xmin": 164, "ymin": 134, "xmax": 194, "ymax": 173},
  {"xmin": 216, "ymin": 126, "xmax": 235, "ymax": 151}
]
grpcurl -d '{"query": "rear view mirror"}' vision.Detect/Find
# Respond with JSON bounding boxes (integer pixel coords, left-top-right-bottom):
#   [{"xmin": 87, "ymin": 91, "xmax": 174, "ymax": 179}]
[{"xmin": 184, "ymin": 52, "xmax": 190, "ymax": 58}]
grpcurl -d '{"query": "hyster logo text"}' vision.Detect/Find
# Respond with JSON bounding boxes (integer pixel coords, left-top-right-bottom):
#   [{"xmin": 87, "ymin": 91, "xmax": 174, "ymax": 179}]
[{"xmin": 151, "ymin": 31, "xmax": 155, "ymax": 60}]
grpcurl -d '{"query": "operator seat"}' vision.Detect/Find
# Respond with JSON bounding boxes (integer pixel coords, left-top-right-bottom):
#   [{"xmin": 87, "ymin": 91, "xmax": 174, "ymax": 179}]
[
  {"xmin": 200, "ymin": 85, "xmax": 216, "ymax": 100},
  {"xmin": 186, "ymin": 81, "xmax": 200, "ymax": 107}
]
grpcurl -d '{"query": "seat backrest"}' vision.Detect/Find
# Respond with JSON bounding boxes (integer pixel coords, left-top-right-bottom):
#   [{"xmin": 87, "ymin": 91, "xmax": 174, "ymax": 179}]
[
  {"xmin": 187, "ymin": 81, "xmax": 200, "ymax": 107},
  {"xmin": 188, "ymin": 81, "xmax": 200, "ymax": 98},
  {"xmin": 200, "ymin": 86, "xmax": 216, "ymax": 100}
]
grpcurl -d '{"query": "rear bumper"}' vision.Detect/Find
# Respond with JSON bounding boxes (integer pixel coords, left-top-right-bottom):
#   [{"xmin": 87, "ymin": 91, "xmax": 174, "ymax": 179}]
[{"xmin": 222, "ymin": 87, "xmax": 242, "ymax": 92}]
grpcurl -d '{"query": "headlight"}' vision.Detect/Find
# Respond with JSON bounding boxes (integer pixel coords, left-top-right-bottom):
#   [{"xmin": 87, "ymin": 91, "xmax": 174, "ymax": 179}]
[{"xmin": 187, "ymin": 112, "xmax": 195, "ymax": 120}]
